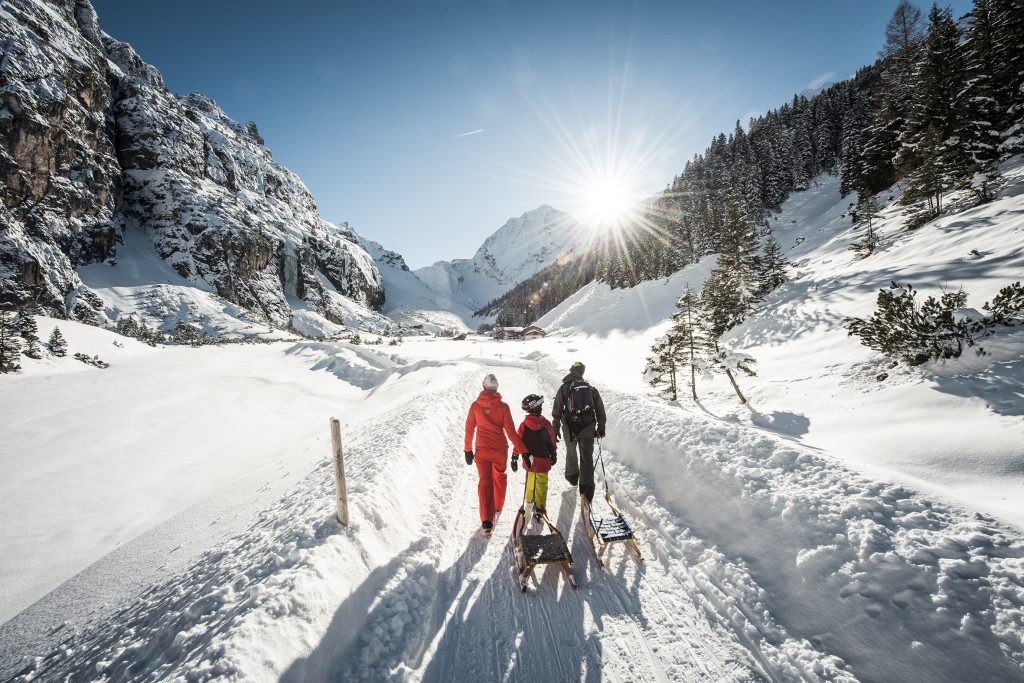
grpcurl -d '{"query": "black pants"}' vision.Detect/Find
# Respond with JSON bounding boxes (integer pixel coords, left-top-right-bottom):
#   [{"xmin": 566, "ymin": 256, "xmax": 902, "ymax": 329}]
[{"xmin": 564, "ymin": 435, "xmax": 596, "ymax": 502}]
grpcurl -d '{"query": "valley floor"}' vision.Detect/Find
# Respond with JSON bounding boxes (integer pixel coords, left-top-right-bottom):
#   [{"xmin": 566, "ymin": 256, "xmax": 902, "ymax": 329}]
[{"xmin": 2, "ymin": 331, "xmax": 1023, "ymax": 681}]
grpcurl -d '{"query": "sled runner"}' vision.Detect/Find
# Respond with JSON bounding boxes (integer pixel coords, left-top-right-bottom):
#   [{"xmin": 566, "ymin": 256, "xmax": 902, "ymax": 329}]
[
  {"xmin": 511, "ymin": 474, "xmax": 577, "ymax": 592},
  {"xmin": 580, "ymin": 440, "xmax": 644, "ymax": 569}
]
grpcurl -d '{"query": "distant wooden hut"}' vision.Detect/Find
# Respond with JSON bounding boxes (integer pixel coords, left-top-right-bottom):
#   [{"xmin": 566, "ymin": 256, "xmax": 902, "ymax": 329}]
[{"xmin": 523, "ymin": 325, "xmax": 547, "ymax": 340}]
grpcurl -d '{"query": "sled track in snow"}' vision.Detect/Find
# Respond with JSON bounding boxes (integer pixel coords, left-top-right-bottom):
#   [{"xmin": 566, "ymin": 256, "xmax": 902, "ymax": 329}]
[{"xmin": 327, "ymin": 364, "xmax": 781, "ymax": 682}]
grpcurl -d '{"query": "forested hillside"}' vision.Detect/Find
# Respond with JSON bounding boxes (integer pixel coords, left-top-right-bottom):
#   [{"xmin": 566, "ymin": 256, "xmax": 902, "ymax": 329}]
[{"xmin": 485, "ymin": 0, "xmax": 1024, "ymax": 327}]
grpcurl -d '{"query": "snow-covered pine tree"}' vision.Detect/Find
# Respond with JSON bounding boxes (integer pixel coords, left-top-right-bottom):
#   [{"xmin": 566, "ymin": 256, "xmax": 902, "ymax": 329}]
[
  {"xmin": 644, "ymin": 332, "xmax": 683, "ymax": 401},
  {"xmin": 839, "ymin": 84, "xmax": 875, "ymax": 197},
  {"xmin": 757, "ymin": 232, "xmax": 790, "ymax": 295},
  {"xmin": 702, "ymin": 267, "xmax": 745, "ymax": 339},
  {"xmin": 699, "ymin": 269, "xmax": 759, "ymax": 403},
  {"xmin": 645, "ymin": 284, "xmax": 715, "ymax": 401},
  {"xmin": 991, "ymin": 0, "xmax": 1024, "ymax": 154},
  {"xmin": 982, "ymin": 281, "xmax": 1024, "ymax": 325},
  {"xmin": 899, "ymin": 5, "xmax": 966, "ymax": 220},
  {"xmin": 717, "ymin": 193, "xmax": 762, "ymax": 311},
  {"xmin": 959, "ymin": 0, "xmax": 1004, "ymax": 201},
  {"xmin": 864, "ymin": 0, "xmax": 926, "ymax": 191},
  {"xmin": 789, "ymin": 95, "xmax": 814, "ymax": 191},
  {"xmin": 0, "ymin": 312, "xmax": 23, "ymax": 373},
  {"xmin": 851, "ymin": 192, "xmax": 883, "ymax": 258},
  {"xmin": 901, "ymin": 124, "xmax": 948, "ymax": 224},
  {"xmin": 171, "ymin": 321, "xmax": 204, "ymax": 346},
  {"xmin": 845, "ymin": 282, "xmax": 971, "ymax": 365},
  {"xmin": 48, "ymin": 326, "xmax": 67, "ymax": 357},
  {"xmin": 115, "ymin": 315, "xmax": 140, "ymax": 339},
  {"xmin": 16, "ymin": 309, "xmax": 42, "ymax": 359}
]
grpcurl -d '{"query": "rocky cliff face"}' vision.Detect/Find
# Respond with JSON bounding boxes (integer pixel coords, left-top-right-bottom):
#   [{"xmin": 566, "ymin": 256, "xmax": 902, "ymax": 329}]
[{"xmin": 0, "ymin": 0, "xmax": 383, "ymax": 328}]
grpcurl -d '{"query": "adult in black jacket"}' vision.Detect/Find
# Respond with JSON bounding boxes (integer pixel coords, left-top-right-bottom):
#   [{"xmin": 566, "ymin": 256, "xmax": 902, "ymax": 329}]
[{"xmin": 551, "ymin": 361, "xmax": 606, "ymax": 502}]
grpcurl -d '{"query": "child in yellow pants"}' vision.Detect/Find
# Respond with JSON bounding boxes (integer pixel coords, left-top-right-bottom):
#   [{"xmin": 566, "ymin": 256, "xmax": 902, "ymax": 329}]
[{"xmin": 514, "ymin": 394, "xmax": 558, "ymax": 520}]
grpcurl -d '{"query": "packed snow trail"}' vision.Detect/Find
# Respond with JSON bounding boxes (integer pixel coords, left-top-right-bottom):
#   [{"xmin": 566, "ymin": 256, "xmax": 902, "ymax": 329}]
[
  {"xmin": 9, "ymin": 361, "xmax": 852, "ymax": 682},
  {"xmin": 282, "ymin": 366, "xmax": 779, "ymax": 682}
]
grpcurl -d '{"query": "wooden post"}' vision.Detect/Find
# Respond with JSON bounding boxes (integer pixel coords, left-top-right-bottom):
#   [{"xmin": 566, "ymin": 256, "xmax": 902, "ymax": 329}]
[{"xmin": 330, "ymin": 418, "xmax": 350, "ymax": 526}]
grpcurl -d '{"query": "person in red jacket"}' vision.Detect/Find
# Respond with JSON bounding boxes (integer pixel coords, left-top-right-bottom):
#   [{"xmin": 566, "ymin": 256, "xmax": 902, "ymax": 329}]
[{"xmin": 464, "ymin": 373, "xmax": 528, "ymax": 536}]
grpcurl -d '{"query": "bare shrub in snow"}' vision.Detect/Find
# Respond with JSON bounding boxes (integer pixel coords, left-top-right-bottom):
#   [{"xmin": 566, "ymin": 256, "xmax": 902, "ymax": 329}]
[{"xmin": 73, "ymin": 353, "xmax": 108, "ymax": 368}]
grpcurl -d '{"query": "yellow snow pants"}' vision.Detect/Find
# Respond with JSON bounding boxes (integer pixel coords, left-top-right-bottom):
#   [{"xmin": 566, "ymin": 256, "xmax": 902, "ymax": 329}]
[{"xmin": 525, "ymin": 470, "xmax": 549, "ymax": 512}]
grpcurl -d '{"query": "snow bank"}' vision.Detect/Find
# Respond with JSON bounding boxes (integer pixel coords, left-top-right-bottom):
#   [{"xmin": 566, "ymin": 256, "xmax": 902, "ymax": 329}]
[{"xmin": 602, "ymin": 387, "xmax": 1024, "ymax": 681}]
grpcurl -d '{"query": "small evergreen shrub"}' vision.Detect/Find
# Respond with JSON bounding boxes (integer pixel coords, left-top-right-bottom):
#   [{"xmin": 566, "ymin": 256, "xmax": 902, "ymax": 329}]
[{"xmin": 846, "ymin": 281, "xmax": 1023, "ymax": 365}]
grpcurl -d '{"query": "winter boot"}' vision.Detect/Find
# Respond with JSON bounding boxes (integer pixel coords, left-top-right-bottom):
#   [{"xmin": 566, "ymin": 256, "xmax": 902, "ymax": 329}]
[
  {"xmin": 580, "ymin": 484, "xmax": 595, "ymax": 504},
  {"xmin": 532, "ymin": 507, "xmax": 545, "ymax": 522},
  {"xmin": 482, "ymin": 520, "xmax": 494, "ymax": 538},
  {"xmin": 566, "ymin": 473, "xmax": 579, "ymax": 487}
]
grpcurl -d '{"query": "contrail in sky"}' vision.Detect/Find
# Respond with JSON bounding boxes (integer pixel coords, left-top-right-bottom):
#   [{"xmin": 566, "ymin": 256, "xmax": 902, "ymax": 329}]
[{"xmin": 454, "ymin": 129, "xmax": 484, "ymax": 138}]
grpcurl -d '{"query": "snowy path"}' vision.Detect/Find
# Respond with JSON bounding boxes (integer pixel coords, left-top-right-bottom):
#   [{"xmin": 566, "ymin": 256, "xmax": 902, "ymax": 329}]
[
  {"xmin": 282, "ymin": 366, "xmax": 767, "ymax": 682},
  {"xmin": 6, "ymin": 343, "xmax": 1024, "ymax": 681}
]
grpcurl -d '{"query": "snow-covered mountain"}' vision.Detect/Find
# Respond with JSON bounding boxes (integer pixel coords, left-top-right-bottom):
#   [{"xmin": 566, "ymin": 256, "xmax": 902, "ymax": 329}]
[
  {"xmin": 0, "ymin": 0, "xmax": 383, "ymax": 333},
  {"xmin": 351, "ymin": 228, "xmax": 472, "ymax": 333},
  {"xmin": 414, "ymin": 205, "xmax": 590, "ymax": 313}
]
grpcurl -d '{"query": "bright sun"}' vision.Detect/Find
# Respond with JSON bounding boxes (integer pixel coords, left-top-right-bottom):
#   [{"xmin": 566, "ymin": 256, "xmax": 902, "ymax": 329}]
[{"xmin": 576, "ymin": 172, "xmax": 640, "ymax": 231}]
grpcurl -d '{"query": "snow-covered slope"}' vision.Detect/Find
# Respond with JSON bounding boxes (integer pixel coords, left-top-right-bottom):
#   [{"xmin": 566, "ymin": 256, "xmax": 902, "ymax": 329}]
[
  {"xmin": 353, "ymin": 229, "xmax": 472, "ymax": 333},
  {"xmin": 539, "ymin": 157, "xmax": 1024, "ymax": 527},
  {"xmin": 414, "ymin": 205, "xmax": 589, "ymax": 313}
]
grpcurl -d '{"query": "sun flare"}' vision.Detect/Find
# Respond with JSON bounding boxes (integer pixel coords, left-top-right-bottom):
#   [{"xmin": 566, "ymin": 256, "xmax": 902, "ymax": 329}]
[{"xmin": 574, "ymin": 170, "xmax": 644, "ymax": 231}]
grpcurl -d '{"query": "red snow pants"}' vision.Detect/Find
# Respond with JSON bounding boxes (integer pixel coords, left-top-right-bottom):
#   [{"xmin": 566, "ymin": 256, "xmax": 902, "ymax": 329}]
[{"xmin": 474, "ymin": 450, "xmax": 508, "ymax": 523}]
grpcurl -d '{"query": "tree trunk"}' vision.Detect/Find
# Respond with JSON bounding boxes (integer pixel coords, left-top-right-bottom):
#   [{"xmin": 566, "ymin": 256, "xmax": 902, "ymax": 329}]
[
  {"xmin": 690, "ymin": 363, "xmax": 697, "ymax": 401},
  {"xmin": 725, "ymin": 368, "xmax": 747, "ymax": 404}
]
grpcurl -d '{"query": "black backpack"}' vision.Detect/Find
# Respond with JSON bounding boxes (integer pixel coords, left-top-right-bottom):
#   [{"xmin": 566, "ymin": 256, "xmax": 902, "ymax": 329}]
[{"xmin": 566, "ymin": 379, "xmax": 596, "ymax": 427}]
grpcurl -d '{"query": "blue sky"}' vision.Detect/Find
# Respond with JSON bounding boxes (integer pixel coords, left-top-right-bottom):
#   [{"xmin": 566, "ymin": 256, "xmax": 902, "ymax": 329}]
[{"xmin": 91, "ymin": 0, "xmax": 971, "ymax": 268}]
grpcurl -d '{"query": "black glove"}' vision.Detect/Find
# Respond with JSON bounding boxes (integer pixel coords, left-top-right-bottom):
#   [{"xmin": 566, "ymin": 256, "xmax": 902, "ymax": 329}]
[
  {"xmin": 551, "ymin": 453, "xmax": 558, "ymax": 466},
  {"xmin": 511, "ymin": 455, "xmax": 519, "ymax": 472},
  {"xmin": 596, "ymin": 426, "xmax": 606, "ymax": 439},
  {"xmin": 523, "ymin": 453, "xmax": 533, "ymax": 469},
  {"xmin": 464, "ymin": 451, "xmax": 474, "ymax": 465}
]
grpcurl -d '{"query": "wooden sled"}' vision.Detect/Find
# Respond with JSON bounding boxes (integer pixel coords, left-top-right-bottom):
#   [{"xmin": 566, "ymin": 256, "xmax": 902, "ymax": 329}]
[
  {"xmin": 511, "ymin": 506, "xmax": 577, "ymax": 592},
  {"xmin": 580, "ymin": 488, "xmax": 644, "ymax": 569}
]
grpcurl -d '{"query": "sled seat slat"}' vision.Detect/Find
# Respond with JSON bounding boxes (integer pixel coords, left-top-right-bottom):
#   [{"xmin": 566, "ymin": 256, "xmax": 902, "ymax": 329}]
[
  {"xmin": 592, "ymin": 514, "xmax": 634, "ymax": 543},
  {"xmin": 519, "ymin": 534, "xmax": 572, "ymax": 563}
]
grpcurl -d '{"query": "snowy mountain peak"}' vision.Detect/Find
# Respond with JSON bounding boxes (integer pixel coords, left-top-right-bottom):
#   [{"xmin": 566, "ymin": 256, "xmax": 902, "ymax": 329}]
[
  {"xmin": 471, "ymin": 205, "xmax": 584, "ymax": 285},
  {"xmin": 414, "ymin": 205, "xmax": 588, "ymax": 313}
]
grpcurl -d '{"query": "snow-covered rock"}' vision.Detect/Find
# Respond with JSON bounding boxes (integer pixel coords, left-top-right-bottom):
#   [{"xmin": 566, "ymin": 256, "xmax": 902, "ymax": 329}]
[{"xmin": 0, "ymin": 0, "xmax": 383, "ymax": 331}]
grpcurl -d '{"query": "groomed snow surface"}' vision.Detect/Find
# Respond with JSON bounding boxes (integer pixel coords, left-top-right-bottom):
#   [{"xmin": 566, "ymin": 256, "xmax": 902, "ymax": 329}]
[{"xmin": 3, "ymin": 161, "xmax": 1024, "ymax": 680}]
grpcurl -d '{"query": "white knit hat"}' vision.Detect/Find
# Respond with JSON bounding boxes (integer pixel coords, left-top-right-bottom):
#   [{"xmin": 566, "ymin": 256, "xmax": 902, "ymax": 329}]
[{"xmin": 482, "ymin": 373, "xmax": 499, "ymax": 390}]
